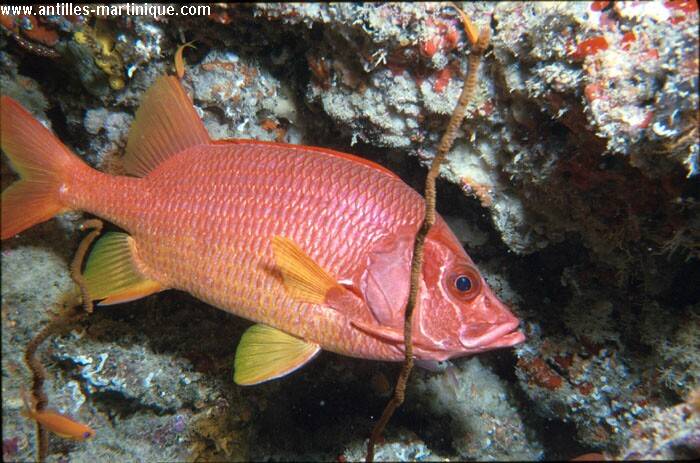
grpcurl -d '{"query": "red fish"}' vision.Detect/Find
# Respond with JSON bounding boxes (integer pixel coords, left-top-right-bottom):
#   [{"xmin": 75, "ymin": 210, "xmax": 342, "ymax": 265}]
[
  {"xmin": 1, "ymin": 76, "xmax": 524, "ymax": 385},
  {"xmin": 20, "ymin": 389, "xmax": 95, "ymax": 440}
]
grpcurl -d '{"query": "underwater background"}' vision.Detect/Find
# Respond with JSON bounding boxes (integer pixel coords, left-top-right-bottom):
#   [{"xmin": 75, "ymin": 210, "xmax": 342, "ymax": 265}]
[{"xmin": 1, "ymin": 2, "xmax": 698, "ymax": 461}]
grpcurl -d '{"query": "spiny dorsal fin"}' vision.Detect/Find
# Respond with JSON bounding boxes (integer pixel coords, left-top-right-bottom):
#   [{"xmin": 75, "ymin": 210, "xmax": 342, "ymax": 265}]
[
  {"xmin": 123, "ymin": 75, "xmax": 209, "ymax": 177},
  {"xmin": 271, "ymin": 235, "xmax": 343, "ymax": 304},
  {"xmin": 234, "ymin": 324, "xmax": 320, "ymax": 385},
  {"xmin": 83, "ymin": 232, "xmax": 163, "ymax": 305}
]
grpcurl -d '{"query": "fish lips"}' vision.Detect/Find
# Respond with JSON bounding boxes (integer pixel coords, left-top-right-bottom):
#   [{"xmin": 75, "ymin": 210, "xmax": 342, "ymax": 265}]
[{"xmin": 458, "ymin": 318, "xmax": 525, "ymax": 351}]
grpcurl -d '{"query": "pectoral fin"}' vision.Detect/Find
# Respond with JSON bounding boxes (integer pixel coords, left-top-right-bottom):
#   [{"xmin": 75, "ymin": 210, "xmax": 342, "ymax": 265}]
[
  {"xmin": 415, "ymin": 359, "xmax": 451, "ymax": 372},
  {"xmin": 271, "ymin": 235, "xmax": 343, "ymax": 304},
  {"xmin": 350, "ymin": 320, "xmax": 405, "ymax": 344},
  {"xmin": 83, "ymin": 232, "xmax": 163, "ymax": 305},
  {"xmin": 351, "ymin": 320, "xmax": 435, "ymax": 353},
  {"xmin": 234, "ymin": 324, "xmax": 320, "ymax": 385}
]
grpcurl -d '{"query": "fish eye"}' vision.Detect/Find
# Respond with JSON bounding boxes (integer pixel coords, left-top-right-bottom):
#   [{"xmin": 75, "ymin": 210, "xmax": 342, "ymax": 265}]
[
  {"xmin": 446, "ymin": 265, "xmax": 481, "ymax": 300},
  {"xmin": 83, "ymin": 431, "xmax": 93, "ymax": 439},
  {"xmin": 455, "ymin": 275, "xmax": 472, "ymax": 292}
]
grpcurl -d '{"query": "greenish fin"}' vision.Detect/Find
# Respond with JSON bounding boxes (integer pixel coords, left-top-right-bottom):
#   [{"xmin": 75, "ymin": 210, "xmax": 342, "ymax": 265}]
[
  {"xmin": 271, "ymin": 235, "xmax": 343, "ymax": 304},
  {"xmin": 234, "ymin": 324, "xmax": 320, "ymax": 385},
  {"xmin": 83, "ymin": 232, "xmax": 163, "ymax": 305}
]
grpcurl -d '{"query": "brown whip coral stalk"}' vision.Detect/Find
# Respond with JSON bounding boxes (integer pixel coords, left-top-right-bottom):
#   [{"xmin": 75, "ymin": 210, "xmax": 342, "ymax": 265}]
[
  {"xmin": 25, "ymin": 307, "xmax": 85, "ymax": 462},
  {"xmin": 24, "ymin": 323, "xmax": 51, "ymax": 461},
  {"xmin": 365, "ymin": 26, "xmax": 491, "ymax": 463},
  {"xmin": 70, "ymin": 219, "xmax": 104, "ymax": 313},
  {"xmin": 24, "ymin": 219, "xmax": 103, "ymax": 461}
]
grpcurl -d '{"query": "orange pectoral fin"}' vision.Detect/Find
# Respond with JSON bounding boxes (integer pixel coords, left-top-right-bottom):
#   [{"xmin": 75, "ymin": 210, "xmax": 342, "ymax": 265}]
[
  {"xmin": 351, "ymin": 320, "xmax": 435, "ymax": 353},
  {"xmin": 270, "ymin": 235, "xmax": 343, "ymax": 305},
  {"xmin": 351, "ymin": 320, "xmax": 405, "ymax": 344}
]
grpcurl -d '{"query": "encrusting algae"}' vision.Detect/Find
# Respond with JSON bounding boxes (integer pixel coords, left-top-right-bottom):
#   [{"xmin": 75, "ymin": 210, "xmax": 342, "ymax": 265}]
[{"xmin": 73, "ymin": 18, "xmax": 125, "ymax": 90}]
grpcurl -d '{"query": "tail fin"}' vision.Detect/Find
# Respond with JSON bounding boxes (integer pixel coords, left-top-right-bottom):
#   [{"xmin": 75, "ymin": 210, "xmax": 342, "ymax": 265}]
[{"xmin": 1, "ymin": 96, "xmax": 86, "ymax": 240}]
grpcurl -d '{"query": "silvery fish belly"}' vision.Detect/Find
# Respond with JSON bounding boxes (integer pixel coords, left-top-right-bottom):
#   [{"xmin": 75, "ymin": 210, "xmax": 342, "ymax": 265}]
[{"xmin": 0, "ymin": 75, "xmax": 524, "ymax": 385}]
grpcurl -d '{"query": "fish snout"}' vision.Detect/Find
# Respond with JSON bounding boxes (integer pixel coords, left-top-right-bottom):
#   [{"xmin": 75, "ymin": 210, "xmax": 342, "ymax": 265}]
[
  {"xmin": 459, "ymin": 318, "xmax": 523, "ymax": 349},
  {"xmin": 458, "ymin": 294, "xmax": 525, "ymax": 350}
]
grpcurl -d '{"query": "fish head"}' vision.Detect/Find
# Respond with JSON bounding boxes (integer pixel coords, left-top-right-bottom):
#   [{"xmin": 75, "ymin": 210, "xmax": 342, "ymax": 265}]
[{"xmin": 414, "ymin": 217, "xmax": 525, "ymax": 360}]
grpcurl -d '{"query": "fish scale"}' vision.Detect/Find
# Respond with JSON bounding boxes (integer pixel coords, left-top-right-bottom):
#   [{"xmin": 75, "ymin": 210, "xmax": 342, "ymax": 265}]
[
  {"xmin": 1, "ymin": 76, "xmax": 525, "ymax": 384},
  {"xmin": 67, "ymin": 142, "xmax": 422, "ymax": 360}
]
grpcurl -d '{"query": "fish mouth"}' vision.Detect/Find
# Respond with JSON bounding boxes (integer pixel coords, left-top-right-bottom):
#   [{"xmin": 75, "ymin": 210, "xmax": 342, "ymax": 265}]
[{"xmin": 459, "ymin": 319, "xmax": 525, "ymax": 350}]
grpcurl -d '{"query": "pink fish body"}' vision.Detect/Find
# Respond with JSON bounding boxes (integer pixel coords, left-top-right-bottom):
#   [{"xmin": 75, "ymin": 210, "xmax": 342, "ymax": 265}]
[{"xmin": 1, "ymin": 76, "xmax": 524, "ymax": 384}]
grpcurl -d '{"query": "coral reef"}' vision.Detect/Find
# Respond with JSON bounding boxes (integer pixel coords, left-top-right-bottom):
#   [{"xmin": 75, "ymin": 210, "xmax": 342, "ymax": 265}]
[
  {"xmin": 410, "ymin": 358, "xmax": 544, "ymax": 460},
  {"xmin": 614, "ymin": 389, "xmax": 700, "ymax": 460},
  {"xmin": 344, "ymin": 429, "xmax": 448, "ymax": 462},
  {"xmin": 1, "ymin": 2, "xmax": 698, "ymax": 462},
  {"xmin": 187, "ymin": 48, "xmax": 302, "ymax": 143},
  {"xmin": 0, "ymin": 50, "xmax": 49, "ymax": 126}
]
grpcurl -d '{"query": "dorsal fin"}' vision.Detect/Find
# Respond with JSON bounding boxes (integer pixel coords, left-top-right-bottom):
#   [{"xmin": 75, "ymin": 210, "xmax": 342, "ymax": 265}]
[{"xmin": 123, "ymin": 75, "xmax": 210, "ymax": 177}]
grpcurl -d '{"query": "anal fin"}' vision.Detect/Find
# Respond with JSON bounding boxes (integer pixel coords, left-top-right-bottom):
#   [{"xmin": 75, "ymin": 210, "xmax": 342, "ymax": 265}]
[
  {"xmin": 83, "ymin": 232, "xmax": 163, "ymax": 305},
  {"xmin": 234, "ymin": 324, "xmax": 320, "ymax": 385}
]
